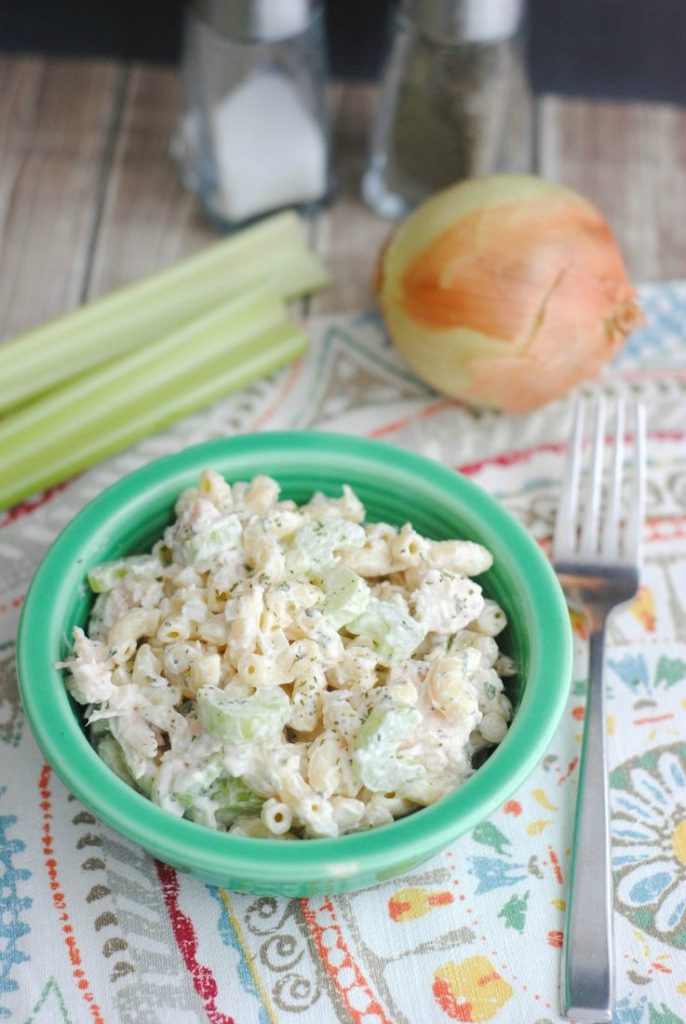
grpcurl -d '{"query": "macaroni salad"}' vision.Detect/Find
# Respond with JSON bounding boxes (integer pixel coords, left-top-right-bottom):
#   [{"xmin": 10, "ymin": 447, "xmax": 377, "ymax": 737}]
[{"xmin": 61, "ymin": 471, "xmax": 515, "ymax": 839}]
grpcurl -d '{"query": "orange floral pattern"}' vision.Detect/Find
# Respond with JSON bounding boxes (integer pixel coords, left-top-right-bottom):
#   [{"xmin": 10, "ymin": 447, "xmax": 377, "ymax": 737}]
[{"xmin": 432, "ymin": 956, "xmax": 513, "ymax": 1022}]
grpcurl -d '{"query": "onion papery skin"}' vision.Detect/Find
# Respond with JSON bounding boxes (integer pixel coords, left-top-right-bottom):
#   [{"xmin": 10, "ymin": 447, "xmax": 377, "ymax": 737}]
[{"xmin": 376, "ymin": 175, "xmax": 643, "ymax": 413}]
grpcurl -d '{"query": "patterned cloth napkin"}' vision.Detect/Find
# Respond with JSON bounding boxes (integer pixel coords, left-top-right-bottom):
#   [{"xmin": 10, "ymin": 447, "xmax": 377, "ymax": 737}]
[{"xmin": 1, "ymin": 283, "xmax": 685, "ymax": 1024}]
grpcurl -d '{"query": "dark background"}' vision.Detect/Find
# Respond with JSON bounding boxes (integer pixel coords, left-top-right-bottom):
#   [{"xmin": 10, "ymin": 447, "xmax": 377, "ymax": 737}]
[{"xmin": 2, "ymin": 0, "xmax": 685, "ymax": 103}]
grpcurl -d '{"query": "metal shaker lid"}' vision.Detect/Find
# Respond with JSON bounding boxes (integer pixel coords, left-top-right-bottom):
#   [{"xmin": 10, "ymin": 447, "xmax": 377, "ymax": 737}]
[
  {"xmin": 191, "ymin": 0, "xmax": 319, "ymax": 41},
  {"xmin": 402, "ymin": 0, "xmax": 526, "ymax": 43}
]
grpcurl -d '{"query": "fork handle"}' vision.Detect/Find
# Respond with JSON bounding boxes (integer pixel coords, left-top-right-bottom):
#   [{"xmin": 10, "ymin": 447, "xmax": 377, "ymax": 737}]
[{"xmin": 562, "ymin": 626, "xmax": 614, "ymax": 1023}]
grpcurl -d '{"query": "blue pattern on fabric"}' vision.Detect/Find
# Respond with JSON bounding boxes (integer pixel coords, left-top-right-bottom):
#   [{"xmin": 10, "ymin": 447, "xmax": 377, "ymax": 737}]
[
  {"xmin": 468, "ymin": 856, "xmax": 528, "ymax": 894},
  {"xmin": 0, "ymin": 788, "xmax": 32, "ymax": 1019}
]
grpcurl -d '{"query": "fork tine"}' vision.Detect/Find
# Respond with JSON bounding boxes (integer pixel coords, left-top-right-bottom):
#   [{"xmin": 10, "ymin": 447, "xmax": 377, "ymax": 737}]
[
  {"xmin": 579, "ymin": 395, "xmax": 606, "ymax": 556},
  {"xmin": 600, "ymin": 397, "xmax": 624, "ymax": 559},
  {"xmin": 622, "ymin": 399, "xmax": 646, "ymax": 562},
  {"xmin": 552, "ymin": 397, "xmax": 585, "ymax": 561}
]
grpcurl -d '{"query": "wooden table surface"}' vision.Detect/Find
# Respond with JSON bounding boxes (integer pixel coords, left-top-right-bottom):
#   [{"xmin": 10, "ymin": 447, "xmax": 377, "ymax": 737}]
[{"xmin": 1, "ymin": 55, "xmax": 686, "ymax": 344}]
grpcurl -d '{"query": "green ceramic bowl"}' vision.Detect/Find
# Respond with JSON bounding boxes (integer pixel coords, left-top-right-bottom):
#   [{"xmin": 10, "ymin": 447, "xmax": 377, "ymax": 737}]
[{"xmin": 17, "ymin": 432, "xmax": 572, "ymax": 896}]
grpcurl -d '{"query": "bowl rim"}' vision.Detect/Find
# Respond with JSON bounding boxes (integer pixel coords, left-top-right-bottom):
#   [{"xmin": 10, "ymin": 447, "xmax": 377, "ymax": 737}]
[{"xmin": 17, "ymin": 431, "xmax": 572, "ymax": 883}]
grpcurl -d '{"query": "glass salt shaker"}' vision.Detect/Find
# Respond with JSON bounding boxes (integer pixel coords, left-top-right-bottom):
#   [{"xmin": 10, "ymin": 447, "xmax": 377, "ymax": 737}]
[
  {"xmin": 363, "ymin": 0, "xmax": 532, "ymax": 219},
  {"xmin": 174, "ymin": 0, "xmax": 331, "ymax": 229}
]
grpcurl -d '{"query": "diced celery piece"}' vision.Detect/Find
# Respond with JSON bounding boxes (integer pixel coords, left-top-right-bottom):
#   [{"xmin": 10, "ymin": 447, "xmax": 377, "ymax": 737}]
[
  {"xmin": 136, "ymin": 774, "xmax": 154, "ymax": 798},
  {"xmin": 173, "ymin": 756, "xmax": 225, "ymax": 805},
  {"xmin": 175, "ymin": 793, "xmax": 196, "ymax": 811},
  {"xmin": 94, "ymin": 732, "xmax": 136, "ymax": 787},
  {"xmin": 88, "ymin": 554, "xmax": 164, "ymax": 593},
  {"xmin": 290, "ymin": 519, "xmax": 365, "ymax": 573},
  {"xmin": 319, "ymin": 565, "xmax": 370, "ymax": 628},
  {"xmin": 353, "ymin": 703, "xmax": 424, "ymax": 793},
  {"xmin": 346, "ymin": 597, "xmax": 425, "ymax": 666},
  {"xmin": 87, "ymin": 593, "xmax": 108, "ymax": 638},
  {"xmin": 177, "ymin": 514, "xmax": 242, "ymax": 565},
  {"xmin": 197, "ymin": 685, "xmax": 290, "ymax": 744},
  {"xmin": 210, "ymin": 776, "xmax": 264, "ymax": 825}
]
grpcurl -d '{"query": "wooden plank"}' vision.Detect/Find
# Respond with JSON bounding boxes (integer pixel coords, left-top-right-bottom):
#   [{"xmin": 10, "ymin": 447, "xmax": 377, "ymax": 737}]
[
  {"xmin": 309, "ymin": 83, "xmax": 393, "ymax": 314},
  {"xmin": 86, "ymin": 65, "xmax": 215, "ymax": 300},
  {"xmin": 538, "ymin": 95, "xmax": 686, "ymax": 283},
  {"xmin": 0, "ymin": 57, "xmax": 43, "ymax": 191},
  {"xmin": 0, "ymin": 58, "xmax": 125, "ymax": 340}
]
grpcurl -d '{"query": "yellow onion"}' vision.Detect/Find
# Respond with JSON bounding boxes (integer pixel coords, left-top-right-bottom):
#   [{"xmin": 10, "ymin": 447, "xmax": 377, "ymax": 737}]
[{"xmin": 375, "ymin": 174, "xmax": 643, "ymax": 413}]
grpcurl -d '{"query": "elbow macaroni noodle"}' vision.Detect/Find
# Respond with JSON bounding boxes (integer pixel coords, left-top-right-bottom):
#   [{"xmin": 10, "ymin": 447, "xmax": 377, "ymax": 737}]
[{"xmin": 61, "ymin": 470, "xmax": 514, "ymax": 839}]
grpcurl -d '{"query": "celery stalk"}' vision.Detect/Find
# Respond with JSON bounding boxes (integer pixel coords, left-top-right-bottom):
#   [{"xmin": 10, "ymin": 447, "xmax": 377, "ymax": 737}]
[
  {"xmin": 0, "ymin": 321, "xmax": 305, "ymax": 510},
  {"xmin": 1, "ymin": 305, "xmax": 290, "ymax": 464},
  {"xmin": 0, "ymin": 211, "xmax": 327, "ymax": 413},
  {"xmin": 0, "ymin": 287, "xmax": 282, "ymax": 456}
]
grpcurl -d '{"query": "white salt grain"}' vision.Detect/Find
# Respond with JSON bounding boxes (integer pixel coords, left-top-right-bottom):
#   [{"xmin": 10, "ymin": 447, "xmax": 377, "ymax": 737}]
[{"xmin": 211, "ymin": 70, "xmax": 327, "ymax": 222}]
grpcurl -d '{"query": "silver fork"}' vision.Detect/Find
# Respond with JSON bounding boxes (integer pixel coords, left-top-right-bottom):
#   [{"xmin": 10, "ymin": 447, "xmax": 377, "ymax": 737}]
[{"xmin": 552, "ymin": 394, "xmax": 646, "ymax": 1023}]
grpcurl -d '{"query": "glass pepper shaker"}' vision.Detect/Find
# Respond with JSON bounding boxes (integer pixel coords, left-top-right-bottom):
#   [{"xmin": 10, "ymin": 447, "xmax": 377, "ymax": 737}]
[
  {"xmin": 174, "ymin": 0, "xmax": 331, "ymax": 229},
  {"xmin": 363, "ymin": 0, "xmax": 532, "ymax": 219}
]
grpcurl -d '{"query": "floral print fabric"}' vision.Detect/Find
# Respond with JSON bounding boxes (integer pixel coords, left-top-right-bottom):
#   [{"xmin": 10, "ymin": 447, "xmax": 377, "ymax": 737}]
[{"xmin": 1, "ymin": 283, "xmax": 686, "ymax": 1022}]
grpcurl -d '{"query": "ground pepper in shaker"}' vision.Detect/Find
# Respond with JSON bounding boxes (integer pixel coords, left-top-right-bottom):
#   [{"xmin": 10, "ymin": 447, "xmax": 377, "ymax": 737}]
[
  {"xmin": 363, "ymin": 0, "xmax": 532, "ymax": 219},
  {"xmin": 174, "ymin": 0, "xmax": 331, "ymax": 229}
]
